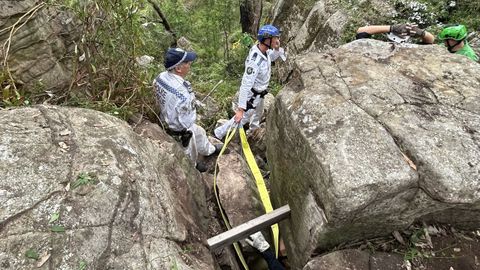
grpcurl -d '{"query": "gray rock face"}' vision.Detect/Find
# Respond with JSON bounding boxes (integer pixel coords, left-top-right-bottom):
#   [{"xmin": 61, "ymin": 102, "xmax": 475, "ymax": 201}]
[
  {"xmin": 216, "ymin": 151, "xmax": 264, "ymax": 228},
  {"xmin": 468, "ymin": 32, "xmax": 480, "ymax": 59},
  {"xmin": 266, "ymin": 39, "xmax": 480, "ymax": 268},
  {"xmin": 0, "ymin": 106, "xmax": 215, "ymax": 269},
  {"xmin": 303, "ymin": 250, "xmax": 404, "ymax": 270},
  {"xmin": 0, "ymin": 1, "xmax": 77, "ymax": 91}
]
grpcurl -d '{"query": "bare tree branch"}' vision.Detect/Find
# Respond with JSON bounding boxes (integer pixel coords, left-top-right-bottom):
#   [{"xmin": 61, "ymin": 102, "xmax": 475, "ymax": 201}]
[{"xmin": 147, "ymin": 0, "xmax": 177, "ymax": 46}]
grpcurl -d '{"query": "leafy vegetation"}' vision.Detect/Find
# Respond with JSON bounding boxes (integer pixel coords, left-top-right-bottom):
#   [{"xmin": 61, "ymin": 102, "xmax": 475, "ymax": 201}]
[
  {"xmin": 1, "ymin": 0, "xmax": 477, "ymax": 125},
  {"xmin": 10, "ymin": 0, "xmax": 266, "ymax": 127},
  {"xmin": 72, "ymin": 172, "xmax": 96, "ymax": 189},
  {"xmin": 79, "ymin": 260, "xmax": 88, "ymax": 270}
]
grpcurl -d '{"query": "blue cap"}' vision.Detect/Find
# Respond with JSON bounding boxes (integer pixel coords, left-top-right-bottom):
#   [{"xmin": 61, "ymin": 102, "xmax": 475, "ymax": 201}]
[{"xmin": 164, "ymin": 48, "xmax": 197, "ymax": 70}]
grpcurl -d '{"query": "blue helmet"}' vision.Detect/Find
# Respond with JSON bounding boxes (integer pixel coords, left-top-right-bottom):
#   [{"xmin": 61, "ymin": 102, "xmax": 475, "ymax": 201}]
[{"xmin": 257, "ymin": 25, "xmax": 280, "ymax": 42}]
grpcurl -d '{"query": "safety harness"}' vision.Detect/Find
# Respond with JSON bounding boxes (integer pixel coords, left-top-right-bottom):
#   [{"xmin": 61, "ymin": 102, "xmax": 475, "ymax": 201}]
[
  {"xmin": 164, "ymin": 127, "xmax": 192, "ymax": 147},
  {"xmin": 213, "ymin": 126, "xmax": 280, "ymax": 270},
  {"xmin": 246, "ymin": 88, "xmax": 269, "ymax": 110}
]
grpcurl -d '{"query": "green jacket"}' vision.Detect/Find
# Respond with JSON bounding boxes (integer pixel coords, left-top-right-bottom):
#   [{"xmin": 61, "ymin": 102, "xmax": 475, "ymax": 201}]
[{"xmin": 455, "ymin": 42, "xmax": 479, "ymax": 62}]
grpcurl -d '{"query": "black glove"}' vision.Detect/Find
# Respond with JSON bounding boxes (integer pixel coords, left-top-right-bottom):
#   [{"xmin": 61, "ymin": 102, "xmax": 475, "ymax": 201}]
[
  {"xmin": 390, "ymin": 24, "xmax": 410, "ymax": 37},
  {"xmin": 408, "ymin": 25, "xmax": 426, "ymax": 38},
  {"xmin": 180, "ymin": 130, "xmax": 193, "ymax": 147}
]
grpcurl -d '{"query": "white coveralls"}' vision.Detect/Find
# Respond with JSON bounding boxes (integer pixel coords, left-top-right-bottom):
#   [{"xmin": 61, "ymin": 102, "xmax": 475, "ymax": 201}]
[
  {"xmin": 214, "ymin": 45, "xmax": 282, "ymax": 139},
  {"xmin": 154, "ymin": 71, "xmax": 215, "ymax": 164}
]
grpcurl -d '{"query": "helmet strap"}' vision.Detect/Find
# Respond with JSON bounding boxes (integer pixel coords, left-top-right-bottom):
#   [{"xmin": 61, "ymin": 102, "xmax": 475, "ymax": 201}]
[
  {"xmin": 447, "ymin": 39, "xmax": 464, "ymax": 53},
  {"xmin": 261, "ymin": 38, "xmax": 272, "ymax": 50}
]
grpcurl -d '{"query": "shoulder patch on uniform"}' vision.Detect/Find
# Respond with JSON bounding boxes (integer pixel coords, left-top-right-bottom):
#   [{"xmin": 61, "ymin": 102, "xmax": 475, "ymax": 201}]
[
  {"xmin": 246, "ymin": 67, "xmax": 254, "ymax": 75},
  {"xmin": 251, "ymin": 53, "xmax": 258, "ymax": 62},
  {"xmin": 256, "ymin": 57, "xmax": 265, "ymax": 66}
]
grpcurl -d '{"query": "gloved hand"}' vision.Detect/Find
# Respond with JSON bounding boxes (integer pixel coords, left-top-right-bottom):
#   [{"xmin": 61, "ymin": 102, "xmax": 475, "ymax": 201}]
[
  {"xmin": 389, "ymin": 24, "xmax": 410, "ymax": 37},
  {"xmin": 246, "ymin": 232, "xmax": 270, "ymax": 252},
  {"xmin": 408, "ymin": 25, "xmax": 426, "ymax": 38}
]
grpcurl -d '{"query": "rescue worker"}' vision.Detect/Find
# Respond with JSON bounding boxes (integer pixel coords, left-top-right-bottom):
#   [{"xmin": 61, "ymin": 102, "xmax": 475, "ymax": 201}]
[
  {"xmin": 153, "ymin": 47, "xmax": 222, "ymax": 172},
  {"xmin": 214, "ymin": 24, "xmax": 286, "ymax": 140},
  {"xmin": 356, "ymin": 23, "xmax": 435, "ymax": 44},
  {"xmin": 438, "ymin": 24, "xmax": 478, "ymax": 62}
]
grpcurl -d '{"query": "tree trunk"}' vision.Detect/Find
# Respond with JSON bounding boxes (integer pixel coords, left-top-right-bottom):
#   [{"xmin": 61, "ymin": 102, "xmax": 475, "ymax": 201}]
[
  {"xmin": 240, "ymin": 0, "xmax": 263, "ymax": 35},
  {"xmin": 147, "ymin": 0, "xmax": 177, "ymax": 47}
]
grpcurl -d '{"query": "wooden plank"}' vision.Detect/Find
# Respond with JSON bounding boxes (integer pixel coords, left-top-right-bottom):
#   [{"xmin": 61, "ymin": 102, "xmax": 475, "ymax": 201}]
[{"xmin": 207, "ymin": 205, "xmax": 291, "ymax": 250}]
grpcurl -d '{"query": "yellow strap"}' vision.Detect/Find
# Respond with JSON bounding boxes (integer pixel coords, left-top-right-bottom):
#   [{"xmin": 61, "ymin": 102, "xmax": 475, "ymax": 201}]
[
  {"xmin": 239, "ymin": 127, "xmax": 279, "ymax": 258},
  {"xmin": 213, "ymin": 127, "xmax": 250, "ymax": 270}
]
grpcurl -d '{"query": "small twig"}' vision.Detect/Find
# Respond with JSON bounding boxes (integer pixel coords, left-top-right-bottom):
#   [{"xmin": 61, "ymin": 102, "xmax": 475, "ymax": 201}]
[
  {"xmin": 119, "ymin": 87, "xmax": 138, "ymax": 109},
  {"xmin": 201, "ymin": 80, "xmax": 224, "ymax": 102},
  {"xmin": 147, "ymin": 0, "xmax": 177, "ymax": 46},
  {"xmin": 143, "ymin": 102, "xmax": 164, "ymax": 130},
  {"xmin": 3, "ymin": 3, "xmax": 45, "ymax": 66}
]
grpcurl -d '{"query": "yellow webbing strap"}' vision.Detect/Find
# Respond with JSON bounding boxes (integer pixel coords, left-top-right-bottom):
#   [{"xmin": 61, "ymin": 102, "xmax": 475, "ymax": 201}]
[
  {"xmin": 239, "ymin": 127, "xmax": 279, "ymax": 258},
  {"xmin": 213, "ymin": 127, "xmax": 250, "ymax": 270}
]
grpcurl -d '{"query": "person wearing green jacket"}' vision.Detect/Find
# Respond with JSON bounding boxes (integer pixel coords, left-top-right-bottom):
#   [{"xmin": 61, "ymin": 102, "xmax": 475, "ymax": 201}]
[{"xmin": 438, "ymin": 25, "xmax": 479, "ymax": 62}]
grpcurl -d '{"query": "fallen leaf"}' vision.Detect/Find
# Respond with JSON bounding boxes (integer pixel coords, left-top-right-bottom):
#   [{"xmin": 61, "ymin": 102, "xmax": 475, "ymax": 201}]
[
  {"xmin": 426, "ymin": 225, "xmax": 440, "ymax": 236},
  {"xmin": 453, "ymin": 248, "xmax": 461, "ymax": 252},
  {"xmin": 100, "ymin": 160, "xmax": 112, "ymax": 166},
  {"xmin": 65, "ymin": 182, "xmax": 71, "ymax": 192},
  {"xmin": 58, "ymin": 142, "xmax": 69, "ymax": 149},
  {"xmin": 25, "ymin": 248, "xmax": 39, "ymax": 260},
  {"xmin": 51, "ymin": 225, "xmax": 65, "ymax": 232},
  {"xmin": 459, "ymin": 234, "xmax": 474, "ymax": 241},
  {"xmin": 423, "ymin": 227, "xmax": 433, "ymax": 249},
  {"xmin": 402, "ymin": 260, "xmax": 412, "ymax": 270},
  {"xmin": 393, "ymin": 230, "xmax": 406, "ymax": 245},
  {"xmin": 49, "ymin": 213, "xmax": 60, "ymax": 223},
  {"xmin": 59, "ymin": 129, "xmax": 71, "ymax": 136},
  {"xmin": 36, "ymin": 251, "xmax": 50, "ymax": 268}
]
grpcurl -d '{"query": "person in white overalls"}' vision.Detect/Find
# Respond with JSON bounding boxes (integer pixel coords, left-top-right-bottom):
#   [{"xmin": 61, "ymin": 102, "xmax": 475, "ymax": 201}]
[
  {"xmin": 214, "ymin": 25, "xmax": 286, "ymax": 139},
  {"xmin": 154, "ymin": 48, "xmax": 222, "ymax": 172}
]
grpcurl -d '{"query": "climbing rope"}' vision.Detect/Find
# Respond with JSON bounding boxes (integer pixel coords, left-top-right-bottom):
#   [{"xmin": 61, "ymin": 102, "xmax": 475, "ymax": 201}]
[
  {"xmin": 213, "ymin": 126, "xmax": 250, "ymax": 270},
  {"xmin": 239, "ymin": 127, "xmax": 279, "ymax": 258},
  {"xmin": 213, "ymin": 125, "xmax": 280, "ymax": 270}
]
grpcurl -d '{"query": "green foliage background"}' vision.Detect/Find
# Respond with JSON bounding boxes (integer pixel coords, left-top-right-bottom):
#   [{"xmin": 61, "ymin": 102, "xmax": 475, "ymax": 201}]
[
  {"xmin": 1, "ymin": 0, "xmax": 478, "ymax": 123},
  {"xmin": 8, "ymin": 0, "xmax": 264, "ymax": 122}
]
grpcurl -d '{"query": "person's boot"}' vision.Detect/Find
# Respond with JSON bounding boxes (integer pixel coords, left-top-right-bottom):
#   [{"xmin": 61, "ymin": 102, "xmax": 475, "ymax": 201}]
[{"xmin": 195, "ymin": 161, "xmax": 208, "ymax": 173}]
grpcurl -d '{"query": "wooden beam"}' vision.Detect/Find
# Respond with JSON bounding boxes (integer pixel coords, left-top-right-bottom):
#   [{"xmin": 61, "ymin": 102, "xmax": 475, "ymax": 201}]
[{"xmin": 207, "ymin": 205, "xmax": 291, "ymax": 250}]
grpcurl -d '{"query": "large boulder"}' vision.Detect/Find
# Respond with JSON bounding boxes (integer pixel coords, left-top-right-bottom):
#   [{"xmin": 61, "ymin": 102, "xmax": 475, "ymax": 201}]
[
  {"xmin": 266, "ymin": 39, "xmax": 480, "ymax": 268},
  {"xmin": 468, "ymin": 32, "xmax": 480, "ymax": 58},
  {"xmin": 0, "ymin": 105, "xmax": 215, "ymax": 269},
  {"xmin": 302, "ymin": 249, "xmax": 404, "ymax": 270},
  {"xmin": 0, "ymin": 1, "xmax": 77, "ymax": 91}
]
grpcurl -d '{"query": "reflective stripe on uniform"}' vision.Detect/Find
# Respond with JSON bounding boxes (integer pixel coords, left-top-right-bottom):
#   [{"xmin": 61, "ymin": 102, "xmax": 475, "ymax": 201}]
[{"xmin": 155, "ymin": 77, "xmax": 188, "ymax": 104}]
